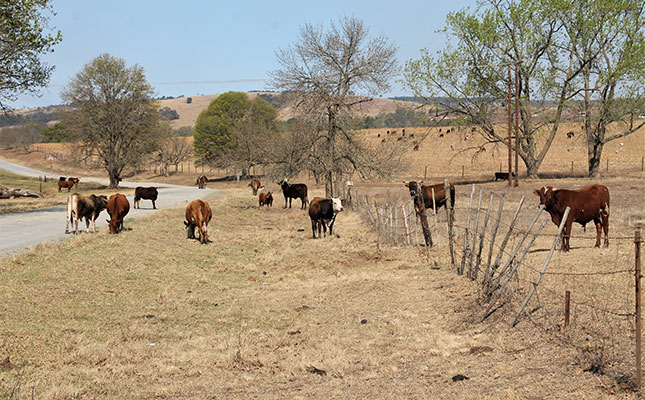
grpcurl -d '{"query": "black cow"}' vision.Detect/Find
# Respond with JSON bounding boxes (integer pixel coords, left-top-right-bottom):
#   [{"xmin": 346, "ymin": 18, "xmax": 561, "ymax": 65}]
[
  {"xmin": 279, "ymin": 179, "xmax": 308, "ymax": 209},
  {"xmin": 65, "ymin": 193, "xmax": 108, "ymax": 234},
  {"xmin": 494, "ymin": 172, "xmax": 515, "ymax": 181},
  {"xmin": 134, "ymin": 186, "xmax": 158, "ymax": 209}
]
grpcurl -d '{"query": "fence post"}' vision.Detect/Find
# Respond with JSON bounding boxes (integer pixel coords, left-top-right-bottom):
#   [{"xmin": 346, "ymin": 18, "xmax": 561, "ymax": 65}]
[
  {"xmin": 510, "ymin": 207, "xmax": 570, "ymax": 326},
  {"xmin": 413, "ymin": 183, "xmax": 433, "ymax": 247},
  {"xmin": 402, "ymin": 205, "xmax": 410, "ymax": 246},
  {"xmin": 636, "ymin": 229, "xmax": 642, "ymax": 390},
  {"xmin": 424, "ymin": 165, "xmax": 427, "ymax": 180},
  {"xmin": 488, "ymin": 196, "xmax": 525, "ymax": 285},
  {"xmin": 474, "ymin": 192, "xmax": 494, "ymax": 280},
  {"xmin": 431, "ymin": 187, "xmax": 439, "ymax": 234},
  {"xmin": 460, "ymin": 184, "xmax": 476, "ymax": 275},
  {"xmin": 444, "ymin": 179, "xmax": 455, "ymax": 265},
  {"xmin": 468, "ymin": 188, "xmax": 484, "ymax": 279},
  {"xmin": 564, "ymin": 290, "xmax": 571, "ymax": 331}
]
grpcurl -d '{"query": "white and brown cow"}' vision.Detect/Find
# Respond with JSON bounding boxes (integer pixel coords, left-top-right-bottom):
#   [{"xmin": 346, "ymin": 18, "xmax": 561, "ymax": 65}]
[{"xmin": 65, "ymin": 193, "xmax": 108, "ymax": 234}]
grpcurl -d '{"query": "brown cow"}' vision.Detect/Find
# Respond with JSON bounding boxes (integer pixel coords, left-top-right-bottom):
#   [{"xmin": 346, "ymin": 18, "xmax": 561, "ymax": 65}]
[
  {"xmin": 403, "ymin": 180, "xmax": 455, "ymax": 222},
  {"xmin": 248, "ymin": 178, "xmax": 262, "ymax": 195},
  {"xmin": 184, "ymin": 199, "xmax": 212, "ymax": 244},
  {"xmin": 534, "ymin": 185, "xmax": 610, "ymax": 252},
  {"xmin": 134, "ymin": 186, "xmax": 158, "ymax": 209},
  {"xmin": 58, "ymin": 177, "xmax": 80, "ymax": 192},
  {"xmin": 308, "ymin": 197, "xmax": 343, "ymax": 239},
  {"xmin": 106, "ymin": 193, "xmax": 130, "ymax": 234},
  {"xmin": 259, "ymin": 191, "xmax": 273, "ymax": 207},
  {"xmin": 196, "ymin": 175, "xmax": 208, "ymax": 189},
  {"xmin": 65, "ymin": 193, "xmax": 108, "ymax": 234}
]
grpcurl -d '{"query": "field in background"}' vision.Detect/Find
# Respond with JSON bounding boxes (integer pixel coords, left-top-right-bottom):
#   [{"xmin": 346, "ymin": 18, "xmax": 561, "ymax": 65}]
[{"xmin": 0, "ymin": 188, "xmax": 624, "ymax": 399}]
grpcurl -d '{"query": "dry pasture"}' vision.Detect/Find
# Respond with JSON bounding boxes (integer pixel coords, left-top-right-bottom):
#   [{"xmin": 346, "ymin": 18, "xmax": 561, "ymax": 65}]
[{"xmin": 1, "ymin": 184, "xmax": 642, "ymax": 398}]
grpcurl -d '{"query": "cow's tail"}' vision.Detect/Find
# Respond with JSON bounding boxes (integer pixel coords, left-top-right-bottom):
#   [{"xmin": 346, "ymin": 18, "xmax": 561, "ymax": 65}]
[
  {"xmin": 65, "ymin": 194, "xmax": 77, "ymax": 233},
  {"xmin": 449, "ymin": 184, "xmax": 456, "ymax": 209}
]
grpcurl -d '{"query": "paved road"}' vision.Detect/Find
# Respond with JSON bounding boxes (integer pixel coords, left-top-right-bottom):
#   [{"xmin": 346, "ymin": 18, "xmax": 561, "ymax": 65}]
[{"xmin": 0, "ymin": 158, "xmax": 217, "ymax": 256}]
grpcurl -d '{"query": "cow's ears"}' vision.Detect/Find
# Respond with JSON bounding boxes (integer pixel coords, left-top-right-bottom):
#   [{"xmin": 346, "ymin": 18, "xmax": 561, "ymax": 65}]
[
  {"xmin": 533, "ymin": 190, "xmax": 540, "ymax": 196},
  {"xmin": 402, "ymin": 181, "xmax": 409, "ymax": 187}
]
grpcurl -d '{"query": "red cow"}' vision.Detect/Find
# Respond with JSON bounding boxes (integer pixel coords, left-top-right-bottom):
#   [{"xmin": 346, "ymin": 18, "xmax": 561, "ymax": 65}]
[
  {"xmin": 106, "ymin": 193, "xmax": 130, "ymax": 234},
  {"xmin": 534, "ymin": 184, "xmax": 610, "ymax": 252},
  {"xmin": 259, "ymin": 191, "xmax": 273, "ymax": 207},
  {"xmin": 248, "ymin": 178, "xmax": 262, "ymax": 195},
  {"xmin": 404, "ymin": 180, "xmax": 455, "ymax": 223},
  {"xmin": 196, "ymin": 175, "xmax": 208, "ymax": 189},
  {"xmin": 58, "ymin": 177, "xmax": 80, "ymax": 192},
  {"xmin": 184, "ymin": 199, "xmax": 212, "ymax": 244}
]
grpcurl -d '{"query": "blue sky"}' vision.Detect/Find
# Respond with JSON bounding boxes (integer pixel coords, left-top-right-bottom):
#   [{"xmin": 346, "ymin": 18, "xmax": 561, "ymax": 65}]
[{"xmin": 13, "ymin": 0, "xmax": 477, "ymax": 108}]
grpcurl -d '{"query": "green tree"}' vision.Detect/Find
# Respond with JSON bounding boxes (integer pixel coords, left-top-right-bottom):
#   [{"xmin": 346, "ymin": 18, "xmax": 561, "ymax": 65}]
[
  {"xmin": 41, "ymin": 122, "xmax": 73, "ymax": 142},
  {"xmin": 270, "ymin": 16, "xmax": 400, "ymax": 196},
  {"xmin": 193, "ymin": 92, "xmax": 278, "ymax": 174},
  {"xmin": 0, "ymin": 0, "xmax": 62, "ymax": 111},
  {"xmin": 62, "ymin": 54, "xmax": 163, "ymax": 188}
]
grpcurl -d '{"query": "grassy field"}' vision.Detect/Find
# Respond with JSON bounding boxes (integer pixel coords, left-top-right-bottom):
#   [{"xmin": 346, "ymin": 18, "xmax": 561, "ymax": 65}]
[
  {"xmin": 0, "ymin": 169, "xmax": 134, "ymax": 214},
  {"xmin": 0, "ymin": 186, "xmax": 640, "ymax": 399}
]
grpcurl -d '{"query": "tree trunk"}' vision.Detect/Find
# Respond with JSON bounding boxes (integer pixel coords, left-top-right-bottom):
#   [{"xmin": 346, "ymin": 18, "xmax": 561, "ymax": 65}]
[
  {"xmin": 587, "ymin": 140, "xmax": 603, "ymax": 177},
  {"xmin": 109, "ymin": 169, "xmax": 120, "ymax": 188}
]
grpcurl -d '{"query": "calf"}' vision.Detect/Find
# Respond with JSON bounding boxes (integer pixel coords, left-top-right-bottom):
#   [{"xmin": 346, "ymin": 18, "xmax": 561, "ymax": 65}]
[
  {"xmin": 106, "ymin": 193, "xmax": 130, "ymax": 234},
  {"xmin": 65, "ymin": 193, "xmax": 108, "ymax": 234},
  {"xmin": 134, "ymin": 186, "xmax": 158, "ymax": 209},
  {"xmin": 184, "ymin": 199, "xmax": 212, "ymax": 244},
  {"xmin": 58, "ymin": 177, "xmax": 80, "ymax": 192},
  {"xmin": 494, "ymin": 172, "xmax": 516, "ymax": 181},
  {"xmin": 248, "ymin": 178, "xmax": 262, "ymax": 195},
  {"xmin": 259, "ymin": 191, "xmax": 273, "ymax": 207},
  {"xmin": 279, "ymin": 179, "xmax": 308, "ymax": 209},
  {"xmin": 308, "ymin": 197, "xmax": 344, "ymax": 238},
  {"xmin": 534, "ymin": 184, "xmax": 610, "ymax": 252},
  {"xmin": 196, "ymin": 175, "xmax": 208, "ymax": 189}
]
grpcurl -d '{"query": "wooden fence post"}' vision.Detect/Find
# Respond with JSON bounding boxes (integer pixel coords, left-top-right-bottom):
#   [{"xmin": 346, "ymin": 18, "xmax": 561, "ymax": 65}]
[
  {"xmin": 564, "ymin": 291, "xmax": 571, "ymax": 330},
  {"xmin": 431, "ymin": 187, "xmax": 439, "ymax": 233},
  {"xmin": 474, "ymin": 192, "xmax": 495, "ymax": 280},
  {"xmin": 636, "ymin": 229, "xmax": 642, "ymax": 390},
  {"xmin": 468, "ymin": 188, "xmax": 484, "ymax": 279},
  {"xmin": 460, "ymin": 184, "xmax": 476, "ymax": 275},
  {"xmin": 402, "ymin": 205, "xmax": 410, "ymax": 245},
  {"xmin": 444, "ymin": 179, "xmax": 455, "ymax": 265},
  {"xmin": 487, "ymin": 196, "xmax": 525, "ymax": 285},
  {"xmin": 511, "ymin": 207, "xmax": 570, "ymax": 326},
  {"xmin": 413, "ymin": 183, "xmax": 433, "ymax": 247},
  {"xmin": 484, "ymin": 192, "xmax": 506, "ymax": 287}
]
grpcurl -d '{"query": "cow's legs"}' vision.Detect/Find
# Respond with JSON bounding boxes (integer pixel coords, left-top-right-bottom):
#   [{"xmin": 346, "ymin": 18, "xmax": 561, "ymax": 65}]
[
  {"xmin": 85, "ymin": 217, "xmax": 91, "ymax": 233},
  {"xmin": 152, "ymin": 200, "xmax": 156, "ymax": 209},
  {"xmin": 187, "ymin": 223, "xmax": 195, "ymax": 239},
  {"xmin": 593, "ymin": 218, "xmax": 602, "ymax": 248},
  {"xmin": 289, "ymin": 198, "xmax": 292, "ymax": 208},
  {"xmin": 601, "ymin": 208, "xmax": 609, "ymax": 248},
  {"xmin": 562, "ymin": 219, "xmax": 573, "ymax": 252}
]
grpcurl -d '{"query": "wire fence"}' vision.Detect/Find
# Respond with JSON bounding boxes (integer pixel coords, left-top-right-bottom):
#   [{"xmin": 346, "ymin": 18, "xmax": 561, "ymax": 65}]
[{"xmin": 356, "ymin": 182, "xmax": 644, "ymax": 389}]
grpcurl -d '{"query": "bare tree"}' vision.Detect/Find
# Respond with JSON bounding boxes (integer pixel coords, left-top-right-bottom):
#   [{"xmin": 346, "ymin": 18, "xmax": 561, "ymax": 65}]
[
  {"xmin": 270, "ymin": 16, "xmax": 400, "ymax": 196},
  {"xmin": 157, "ymin": 136, "xmax": 193, "ymax": 175}
]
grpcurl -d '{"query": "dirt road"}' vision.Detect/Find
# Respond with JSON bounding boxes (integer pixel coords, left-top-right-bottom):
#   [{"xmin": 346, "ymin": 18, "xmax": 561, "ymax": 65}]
[{"xmin": 0, "ymin": 158, "xmax": 217, "ymax": 255}]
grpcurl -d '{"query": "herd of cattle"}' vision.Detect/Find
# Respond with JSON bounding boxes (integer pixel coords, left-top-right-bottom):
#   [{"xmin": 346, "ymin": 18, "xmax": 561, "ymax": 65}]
[{"xmin": 60, "ymin": 174, "xmax": 612, "ymax": 250}]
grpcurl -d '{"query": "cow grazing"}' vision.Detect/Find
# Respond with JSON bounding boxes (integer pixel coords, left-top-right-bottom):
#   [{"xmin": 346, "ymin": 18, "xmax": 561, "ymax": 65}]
[
  {"xmin": 534, "ymin": 185, "xmax": 610, "ymax": 252},
  {"xmin": 65, "ymin": 193, "xmax": 108, "ymax": 234},
  {"xmin": 134, "ymin": 186, "xmax": 158, "ymax": 209},
  {"xmin": 184, "ymin": 199, "xmax": 212, "ymax": 244},
  {"xmin": 106, "ymin": 193, "xmax": 130, "ymax": 234},
  {"xmin": 196, "ymin": 175, "xmax": 208, "ymax": 189},
  {"xmin": 403, "ymin": 180, "xmax": 455, "ymax": 222},
  {"xmin": 308, "ymin": 197, "xmax": 344, "ymax": 239},
  {"xmin": 279, "ymin": 179, "xmax": 308, "ymax": 209},
  {"xmin": 494, "ymin": 172, "xmax": 516, "ymax": 181},
  {"xmin": 58, "ymin": 177, "xmax": 80, "ymax": 192},
  {"xmin": 259, "ymin": 192, "xmax": 273, "ymax": 207},
  {"xmin": 248, "ymin": 178, "xmax": 262, "ymax": 195},
  {"xmin": 566, "ymin": 131, "xmax": 575, "ymax": 139}
]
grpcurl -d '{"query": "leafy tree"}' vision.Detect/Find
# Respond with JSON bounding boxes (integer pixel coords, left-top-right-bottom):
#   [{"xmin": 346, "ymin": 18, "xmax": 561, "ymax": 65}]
[
  {"xmin": 270, "ymin": 16, "xmax": 400, "ymax": 196},
  {"xmin": 193, "ymin": 91, "xmax": 278, "ymax": 174},
  {"xmin": 0, "ymin": 0, "xmax": 62, "ymax": 111},
  {"xmin": 405, "ymin": 0, "xmax": 645, "ymax": 177},
  {"xmin": 41, "ymin": 122, "xmax": 73, "ymax": 142},
  {"xmin": 62, "ymin": 54, "xmax": 163, "ymax": 188}
]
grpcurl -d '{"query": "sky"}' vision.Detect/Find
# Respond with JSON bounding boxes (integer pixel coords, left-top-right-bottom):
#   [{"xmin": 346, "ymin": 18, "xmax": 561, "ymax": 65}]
[{"xmin": 12, "ymin": 0, "xmax": 477, "ymax": 109}]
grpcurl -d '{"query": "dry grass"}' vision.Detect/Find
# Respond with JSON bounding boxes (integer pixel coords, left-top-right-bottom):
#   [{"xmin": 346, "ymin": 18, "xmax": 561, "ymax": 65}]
[
  {"xmin": 0, "ymin": 169, "xmax": 133, "ymax": 214},
  {"xmin": 0, "ymin": 187, "xmax": 634, "ymax": 399}
]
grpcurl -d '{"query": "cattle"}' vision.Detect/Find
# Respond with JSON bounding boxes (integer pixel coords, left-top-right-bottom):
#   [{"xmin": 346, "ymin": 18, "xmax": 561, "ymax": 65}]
[
  {"xmin": 494, "ymin": 172, "xmax": 516, "ymax": 181},
  {"xmin": 248, "ymin": 178, "xmax": 262, "ymax": 195},
  {"xmin": 534, "ymin": 185, "xmax": 610, "ymax": 252},
  {"xmin": 259, "ymin": 191, "xmax": 273, "ymax": 207},
  {"xmin": 184, "ymin": 199, "xmax": 212, "ymax": 244},
  {"xmin": 403, "ymin": 181, "xmax": 455, "ymax": 223},
  {"xmin": 106, "ymin": 193, "xmax": 130, "ymax": 234},
  {"xmin": 567, "ymin": 131, "xmax": 575, "ymax": 139},
  {"xmin": 279, "ymin": 179, "xmax": 308, "ymax": 209},
  {"xmin": 196, "ymin": 175, "xmax": 208, "ymax": 189},
  {"xmin": 134, "ymin": 186, "xmax": 158, "ymax": 209},
  {"xmin": 58, "ymin": 177, "xmax": 80, "ymax": 192},
  {"xmin": 308, "ymin": 197, "xmax": 344, "ymax": 239},
  {"xmin": 65, "ymin": 193, "xmax": 108, "ymax": 234}
]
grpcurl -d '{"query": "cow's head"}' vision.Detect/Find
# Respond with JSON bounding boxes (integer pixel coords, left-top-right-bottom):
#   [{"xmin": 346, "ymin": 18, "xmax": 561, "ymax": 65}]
[
  {"xmin": 403, "ymin": 180, "xmax": 424, "ymax": 197},
  {"xmin": 331, "ymin": 197, "xmax": 344, "ymax": 213},
  {"xmin": 534, "ymin": 186, "xmax": 557, "ymax": 206},
  {"xmin": 279, "ymin": 179, "xmax": 289, "ymax": 189},
  {"xmin": 107, "ymin": 218, "xmax": 118, "ymax": 234},
  {"xmin": 95, "ymin": 195, "xmax": 108, "ymax": 210}
]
